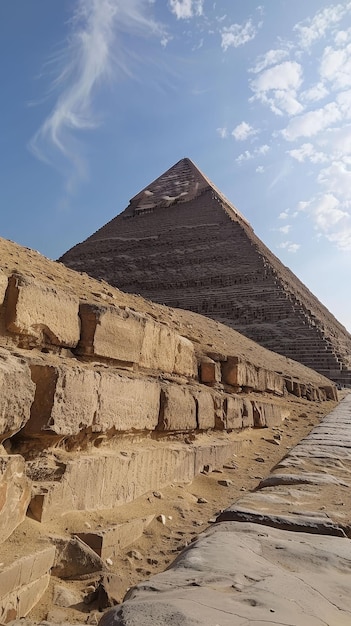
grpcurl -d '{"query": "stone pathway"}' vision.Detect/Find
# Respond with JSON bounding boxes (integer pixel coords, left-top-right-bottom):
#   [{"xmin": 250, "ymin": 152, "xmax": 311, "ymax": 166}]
[{"xmin": 100, "ymin": 394, "xmax": 351, "ymax": 625}]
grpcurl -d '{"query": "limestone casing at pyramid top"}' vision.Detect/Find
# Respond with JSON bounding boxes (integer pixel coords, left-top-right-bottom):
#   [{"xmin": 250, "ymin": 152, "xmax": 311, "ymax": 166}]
[{"xmin": 129, "ymin": 157, "xmax": 250, "ymax": 226}]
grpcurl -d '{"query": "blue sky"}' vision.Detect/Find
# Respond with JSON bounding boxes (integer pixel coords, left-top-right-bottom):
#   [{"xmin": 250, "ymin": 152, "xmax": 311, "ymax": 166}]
[{"xmin": 1, "ymin": 1, "xmax": 351, "ymax": 331}]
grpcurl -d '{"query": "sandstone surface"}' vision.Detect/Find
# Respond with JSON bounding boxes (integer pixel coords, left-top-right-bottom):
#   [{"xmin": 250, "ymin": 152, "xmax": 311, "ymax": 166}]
[
  {"xmin": 100, "ymin": 521, "xmax": 351, "ymax": 626},
  {"xmin": 0, "ymin": 349, "xmax": 35, "ymax": 439},
  {"xmin": 0, "ymin": 455, "xmax": 32, "ymax": 543},
  {"xmin": 0, "ymin": 546, "xmax": 55, "ymax": 624},
  {"xmin": 6, "ymin": 274, "xmax": 80, "ymax": 348}
]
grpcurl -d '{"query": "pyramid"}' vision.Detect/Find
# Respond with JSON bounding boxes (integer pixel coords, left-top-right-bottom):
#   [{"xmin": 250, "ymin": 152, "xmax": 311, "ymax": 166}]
[{"xmin": 60, "ymin": 157, "xmax": 351, "ymax": 384}]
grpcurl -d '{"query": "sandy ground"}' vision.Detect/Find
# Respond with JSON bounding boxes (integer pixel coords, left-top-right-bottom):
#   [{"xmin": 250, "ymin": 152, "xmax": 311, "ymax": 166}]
[{"xmin": 18, "ymin": 394, "xmax": 342, "ymax": 625}]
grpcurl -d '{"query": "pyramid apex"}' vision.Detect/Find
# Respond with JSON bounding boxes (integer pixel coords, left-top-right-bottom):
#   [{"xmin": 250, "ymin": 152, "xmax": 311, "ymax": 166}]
[{"xmin": 129, "ymin": 157, "xmax": 248, "ymax": 223}]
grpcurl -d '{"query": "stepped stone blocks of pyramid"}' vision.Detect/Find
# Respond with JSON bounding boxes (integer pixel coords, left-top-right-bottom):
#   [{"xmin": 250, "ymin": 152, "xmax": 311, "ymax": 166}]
[
  {"xmin": 60, "ymin": 158, "xmax": 351, "ymax": 385},
  {"xmin": 1, "ymin": 236, "xmax": 339, "ymax": 621}
]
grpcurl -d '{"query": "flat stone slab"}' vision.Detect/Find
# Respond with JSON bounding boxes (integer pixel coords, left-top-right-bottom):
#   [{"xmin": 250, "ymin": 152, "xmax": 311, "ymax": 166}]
[
  {"xmin": 218, "ymin": 394, "xmax": 351, "ymax": 530},
  {"xmin": 99, "ymin": 521, "xmax": 351, "ymax": 626}
]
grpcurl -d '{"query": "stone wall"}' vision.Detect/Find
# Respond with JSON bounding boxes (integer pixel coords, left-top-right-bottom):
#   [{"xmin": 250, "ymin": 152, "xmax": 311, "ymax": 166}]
[{"xmin": 0, "ymin": 237, "xmax": 338, "ymax": 621}]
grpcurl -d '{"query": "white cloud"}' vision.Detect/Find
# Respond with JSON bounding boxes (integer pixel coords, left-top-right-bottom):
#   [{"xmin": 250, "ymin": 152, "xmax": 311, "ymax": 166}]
[
  {"xmin": 221, "ymin": 19, "xmax": 257, "ymax": 51},
  {"xmin": 231, "ymin": 121, "xmax": 257, "ymax": 141},
  {"xmin": 318, "ymin": 160, "xmax": 351, "ymax": 201},
  {"xmin": 256, "ymin": 144, "xmax": 270, "ymax": 155},
  {"xmin": 282, "ymin": 102, "xmax": 342, "ymax": 141},
  {"xmin": 30, "ymin": 0, "xmax": 165, "ymax": 190},
  {"xmin": 236, "ymin": 144, "xmax": 270, "ymax": 164},
  {"xmin": 256, "ymin": 165, "xmax": 264, "ymax": 173},
  {"xmin": 327, "ymin": 228, "xmax": 351, "ymax": 250},
  {"xmin": 250, "ymin": 49, "xmax": 289, "ymax": 74},
  {"xmin": 293, "ymin": 3, "xmax": 351, "ymax": 50},
  {"xmin": 313, "ymin": 193, "xmax": 348, "ymax": 231},
  {"xmin": 217, "ymin": 127, "xmax": 228, "ymax": 139},
  {"xmin": 250, "ymin": 61, "xmax": 303, "ymax": 115},
  {"xmin": 297, "ymin": 200, "xmax": 312, "ymax": 211},
  {"xmin": 288, "ymin": 142, "xmax": 328, "ymax": 163},
  {"xmin": 169, "ymin": 0, "xmax": 204, "ymax": 19},
  {"xmin": 278, "ymin": 210, "xmax": 289, "ymax": 219},
  {"xmin": 295, "ymin": 192, "xmax": 351, "ymax": 250},
  {"xmin": 301, "ymin": 82, "xmax": 329, "ymax": 103},
  {"xmin": 279, "ymin": 224, "xmax": 291, "ymax": 234},
  {"xmin": 278, "ymin": 241, "xmax": 300, "ymax": 253},
  {"xmin": 335, "ymin": 27, "xmax": 351, "ymax": 45},
  {"xmin": 236, "ymin": 150, "xmax": 252, "ymax": 164},
  {"xmin": 320, "ymin": 43, "xmax": 351, "ymax": 90}
]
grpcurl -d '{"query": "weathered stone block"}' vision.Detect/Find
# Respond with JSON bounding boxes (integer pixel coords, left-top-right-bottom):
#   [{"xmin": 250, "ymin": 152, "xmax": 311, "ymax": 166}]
[
  {"xmin": 200, "ymin": 357, "xmax": 221, "ymax": 384},
  {"xmin": 174, "ymin": 336, "xmax": 197, "ymax": 378},
  {"xmin": 258, "ymin": 369, "xmax": 284, "ymax": 396},
  {"xmin": 5, "ymin": 274, "xmax": 80, "ymax": 347},
  {"xmin": 26, "ymin": 363, "xmax": 161, "ymax": 436},
  {"xmin": 95, "ymin": 374, "xmax": 160, "ymax": 432},
  {"xmin": 213, "ymin": 393, "xmax": 225, "ymax": 430},
  {"xmin": 266, "ymin": 371, "xmax": 284, "ymax": 396},
  {"xmin": 139, "ymin": 320, "xmax": 177, "ymax": 373},
  {"xmin": 0, "ymin": 349, "xmax": 35, "ymax": 439},
  {"xmin": 242, "ymin": 398, "xmax": 254, "ymax": 428},
  {"xmin": 76, "ymin": 515, "xmax": 154, "ymax": 560},
  {"xmin": 0, "ymin": 270, "xmax": 7, "ymax": 305},
  {"xmin": 158, "ymin": 385, "xmax": 197, "ymax": 431},
  {"xmin": 222, "ymin": 357, "xmax": 258, "ymax": 389},
  {"xmin": 50, "ymin": 535, "xmax": 104, "ymax": 579},
  {"xmin": 0, "ymin": 455, "xmax": 31, "ymax": 543},
  {"xmin": 225, "ymin": 395, "xmax": 244, "ymax": 429},
  {"xmin": 192, "ymin": 388, "xmax": 215, "ymax": 430},
  {"xmin": 251, "ymin": 401, "xmax": 282, "ymax": 428},
  {"xmin": 0, "ymin": 546, "xmax": 55, "ymax": 623},
  {"xmin": 78, "ymin": 304, "xmax": 145, "ymax": 364},
  {"xmin": 29, "ymin": 438, "xmax": 244, "ymax": 521},
  {"xmin": 26, "ymin": 364, "xmax": 99, "ymax": 436},
  {"xmin": 321, "ymin": 385, "xmax": 338, "ymax": 401}
]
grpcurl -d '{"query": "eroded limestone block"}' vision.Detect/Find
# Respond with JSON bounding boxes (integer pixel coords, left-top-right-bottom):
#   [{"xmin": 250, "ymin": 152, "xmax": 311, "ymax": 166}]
[
  {"xmin": 26, "ymin": 364, "xmax": 99, "ymax": 436},
  {"xmin": 139, "ymin": 320, "xmax": 177, "ymax": 373},
  {"xmin": 222, "ymin": 357, "xmax": 258, "ymax": 389},
  {"xmin": 95, "ymin": 374, "xmax": 160, "ymax": 432},
  {"xmin": 321, "ymin": 384, "xmax": 338, "ymax": 401},
  {"xmin": 76, "ymin": 515, "xmax": 154, "ymax": 560},
  {"xmin": 0, "ymin": 547, "xmax": 55, "ymax": 623},
  {"xmin": 158, "ymin": 385, "xmax": 197, "ymax": 431},
  {"xmin": 31, "ymin": 438, "xmax": 244, "ymax": 521},
  {"xmin": 78, "ymin": 304, "xmax": 145, "ymax": 364},
  {"xmin": 0, "ymin": 349, "xmax": 35, "ymax": 439},
  {"xmin": 225, "ymin": 395, "xmax": 244, "ymax": 430},
  {"xmin": 192, "ymin": 388, "xmax": 215, "ymax": 430},
  {"xmin": 26, "ymin": 363, "xmax": 160, "ymax": 436},
  {"xmin": 251, "ymin": 400, "xmax": 282, "ymax": 428},
  {"xmin": 0, "ymin": 455, "xmax": 32, "ymax": 544},
  {"xmin": 0, "ymin": 269, "xmax": 8, "ymax": 305},
  {"xmin": 257, "ymin": 368, "xmax": 284, "ymax": 395},
  {"xmin": 5, "ymin": 274, "xmax": 80, "ymax": 347},
  {"xmin": 200, "ymin": 357, "xmax": 221, "ymax": 385},
  {"xmin": 50, "ymin": 536, "xmax": 104, "ymax": 579},
  {"xmin": 174, "ymin": 336, "xmax": 197, "ymax": 378}
]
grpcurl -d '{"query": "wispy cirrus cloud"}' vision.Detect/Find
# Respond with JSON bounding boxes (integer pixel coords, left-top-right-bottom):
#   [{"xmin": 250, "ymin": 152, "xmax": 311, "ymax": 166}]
[{"xmin": 29, "ymin": 0, "xmax": 165, "ymax": 192}]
